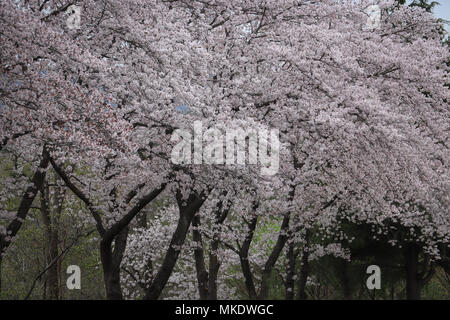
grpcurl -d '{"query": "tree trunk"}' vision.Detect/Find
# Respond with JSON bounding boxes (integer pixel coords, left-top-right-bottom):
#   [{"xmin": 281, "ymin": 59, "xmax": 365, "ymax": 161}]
[
  {"xmin": 192, "ymin": 214, "xmax": 208, "ymax": 300},
  {"xmin": 405, "ymin": 243, "xmax": 421, "ymax": 300},
  {"xmin": 205, "ymin": 201, "xmax": 229, "ymax": 300},
  {"xmin": 240, "ymin": 256, "xmax": 257, "ymax": 299},
  {"xmin": 285, "ymin": 242, "xmax": 296, "ymax": 300},
  {"xmin": 40, "ymin": 180, "xmax": 60, "ymax": 300},
  {"xmin": 144, "ymin": 190, "xmax": 207, "ymax": 300},
  {"xmin": 57, "ymin": 255, "xmax": 63, "ymax": 299},
  {"xmin": 239, "ymin": 216, "xmax": 258, "ymax": 300},
  {"xmin": 100, "ymin": 226, "xmax": 129, "ymax": 300},
  {"xmin": 259, "ymin": 213, "xmax": 290, "ymax": 300},
  {"xmin": 207, "ymin": 237, "xmax": 221, "ymax": 300},
  {"xmin": 101, "ymin": 257, "xmax": 123, "ymax": 300},
  {"xmin": 296, "ymin": 231, "xmax": 310, "ymax": 300}
]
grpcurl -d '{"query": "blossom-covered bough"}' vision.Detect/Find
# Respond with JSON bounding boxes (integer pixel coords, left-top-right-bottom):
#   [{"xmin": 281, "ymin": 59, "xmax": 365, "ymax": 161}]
[{"xmin": 0, "ymin": 0, "xmax": 448, "ymax": 300}]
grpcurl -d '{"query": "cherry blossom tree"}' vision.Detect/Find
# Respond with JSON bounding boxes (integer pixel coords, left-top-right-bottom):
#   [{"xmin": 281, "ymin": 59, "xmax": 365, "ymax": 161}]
[{"xmin": 1, "ymin": 0, "xmax": 448, "ymax": 300}]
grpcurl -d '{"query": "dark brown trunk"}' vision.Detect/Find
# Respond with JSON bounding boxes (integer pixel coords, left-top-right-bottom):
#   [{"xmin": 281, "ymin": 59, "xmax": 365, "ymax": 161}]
[
  {"xmin": 258, "ymin": 213, "xmax": 290, "ymax": 300},
  {"xmin": 296, "ymin": 235, "xmax": 310, "ymax": 300},
  {"xmin": 192, "ymin": 214, "xmax": 208, "ymax": 300},
  {"xmin": 239, "ymin": 216, "xmax": 258, "ymax": 300},
  {"xmin": 206, "ymin": 200, "xmax": 229, "ymax": 300},
  {"xmin": 240, "ymin": 256, "xmax": 257, "ymax": 299},
  {"xmin": 285, "ymin": 242, "xmax": 296, "ymax": 300},
  {"xmin": 100, "ymin": 226, "xmax": 129, "ymax": 300},
  {"xmin": 144, "ymin": 190, "xmax": 207, "ymax": 300},
  {"xmin": 207, "ymin": 237, "xmax": 220, "ymax": 300},
  {"xmin": 101, "ymin": 257, "xmax": 123, "ymax": 300},
  {"xmin": 405, "ymin": 243, "xmax": 421, "ymax": 300}
]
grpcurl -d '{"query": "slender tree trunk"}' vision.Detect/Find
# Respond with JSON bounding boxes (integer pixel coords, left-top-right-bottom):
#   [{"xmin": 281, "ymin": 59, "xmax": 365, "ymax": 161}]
[
  {"xmin": 57, "ymin": 255, "xmax": 63, "ymax": 299},
  {"xmin": 144, "ymin": 190, "xmax": 207, "ymax": 300},
  {"xmin": 285, "ymin": 242, "xmax": 296, "ymax": 300},
  {"xmin": 192, "ymin": 201, "xmax": 229, "ymax": 300},
  {"xmin": 207, "ymin": 200, "xmax": 230, "ymax": 300},
  {"xmin": 207, "ymin": 237, "xmax": 221, "ymax": 300},
  {"xmin": 192, "ymin": 214, "xmax": 208, "ymax": 300},
  {"xmin": 239, "ymin": 216, "xmax": 258, "ymax": 300},
  {"xmin": 40, "ymin": 180, "xmax": 60, "ymax": 300},
  {"xmin": 405, "ymin": 243, "xmax": 421, "ymax": 300},
  {"xmin": 296, "ymin": 231, "xmax": 310, "ymax": 300},
  {"xmin": 54, "ymin": 184, "xmax": 65, "ymax": 300},
  {"xmin": 240, "ymin": 256, "xmax": 258, "ymax": 299},
  {"xmin": 259, "ymin": 213, "xmax": 290, "ymax": 300}
]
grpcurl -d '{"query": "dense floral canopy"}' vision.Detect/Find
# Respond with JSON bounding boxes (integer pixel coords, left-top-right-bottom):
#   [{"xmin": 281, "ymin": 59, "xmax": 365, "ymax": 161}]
[{"xmin": 0, "ymin": 0, "xmax": 448, "ymax": 300}]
